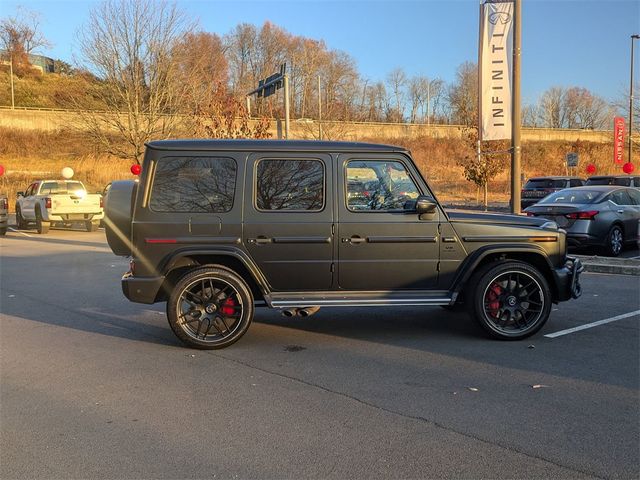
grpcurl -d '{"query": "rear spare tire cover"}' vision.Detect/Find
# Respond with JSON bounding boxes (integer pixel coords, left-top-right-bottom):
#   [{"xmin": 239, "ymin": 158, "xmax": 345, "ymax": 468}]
[{"xmin": 105, "ymin": 180, "xmax": 138, "ymax": 256}]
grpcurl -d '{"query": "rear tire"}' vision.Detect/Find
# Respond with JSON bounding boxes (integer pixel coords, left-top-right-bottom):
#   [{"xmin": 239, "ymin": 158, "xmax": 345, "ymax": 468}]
[
  {"xmin": 467, "ymin": 261, "xmax": 552, "ymax": 340},
  {"xmin": 603, "ymin": 225, "xmax": 623, "ymax": 257},
  {"xmin": 0, "ymin": 226, "xmax": 6, "ymax": 236},
  {"xmin": 35, "ymin": 209, "xmax": 50, "ymax": 234},
  {"xmin": 85, "ymin": 220, "xmax": 99, "ymax": 232},
  {"xmin": 167, "ymin": 267, "xmax": 254, "ymax": 349}
]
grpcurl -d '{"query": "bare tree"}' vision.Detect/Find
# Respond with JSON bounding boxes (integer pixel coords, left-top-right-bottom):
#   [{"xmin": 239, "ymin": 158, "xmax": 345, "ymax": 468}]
[
  {"xmin": 386, "ymin": 68, "xmax": 407, "ymax": 122},
  {"xmin": 447, "ymin": 62, "xmax": 478, "ymax": 126},
  {"xmin": 77, "ymin": 0, "xmax": 192, "ymax": 163},
  {"xmin": 0, "ymin": 8, "xmax": 50, "ymax": 75}
]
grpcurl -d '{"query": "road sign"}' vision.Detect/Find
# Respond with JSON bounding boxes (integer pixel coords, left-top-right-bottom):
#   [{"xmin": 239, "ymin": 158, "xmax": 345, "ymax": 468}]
[{"xmin": 566, "ymin": 152, "xmax": 578, "ymax": 168}]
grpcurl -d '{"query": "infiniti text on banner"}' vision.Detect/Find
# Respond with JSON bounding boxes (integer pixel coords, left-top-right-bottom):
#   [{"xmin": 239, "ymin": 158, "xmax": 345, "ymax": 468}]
[{"xmin": 479, "ymin": 0, "xmax": 514, "ymax": 141}]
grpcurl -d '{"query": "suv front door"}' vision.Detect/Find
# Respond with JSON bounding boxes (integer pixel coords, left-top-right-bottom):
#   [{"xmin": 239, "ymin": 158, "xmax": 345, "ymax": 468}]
[
  {"xmin": 337, "ymin": 155, "xmax": 440, "ymax": 290},
  {"xmin": 244, "ymin": 153, "xmax": 334, "ymax": 291}
]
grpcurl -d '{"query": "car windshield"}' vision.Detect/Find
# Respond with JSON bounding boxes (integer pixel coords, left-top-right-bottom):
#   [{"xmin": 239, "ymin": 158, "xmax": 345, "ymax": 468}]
[
  {"xmin": 524, "ymin": 179, "xmax": 566, "ymax": 189},
  {"xmin": 586, "ymin": 177, "xmax": 631, "ymax": 186},
  {"xmin": 40, "ymin": 181, "xmax": 85, "ymax": 195},
  {"xmin": 537, "ymin": 190, "xmax": 601, "ymax": 204}
]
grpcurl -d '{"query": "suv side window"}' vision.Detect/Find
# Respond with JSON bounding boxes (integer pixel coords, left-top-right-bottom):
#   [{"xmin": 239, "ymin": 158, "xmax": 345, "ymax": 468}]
[
  {"xmin": 569, "ymin": 179, "xmax": 583, "ymax": 187},
  {"xmin": 345, "ymin": 160, "xmax": 420, "ymax": 211},
  {"xmin": 256, "ymin": 159, "xmax": 324, "ymax": 211},
  {"xmin": 150, "ymin": 157, "xmax": 237, "ymax": 213},
  {"xmin": 613, "ymin": 177, "xmax": 631, "ymax": 186}
]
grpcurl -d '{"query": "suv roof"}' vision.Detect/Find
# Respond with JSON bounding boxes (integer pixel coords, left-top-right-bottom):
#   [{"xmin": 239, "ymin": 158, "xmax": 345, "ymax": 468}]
[
  {"xmin": 146, "ymin": 139, "xmax": 407, "ymax": 153},
  {"xmin": 587, "ymin": 175, "xmax": 637, "ymax": 179},
  {"xmin": 527, "ymin": 176, "xmax": 583, "ymax": 181}
]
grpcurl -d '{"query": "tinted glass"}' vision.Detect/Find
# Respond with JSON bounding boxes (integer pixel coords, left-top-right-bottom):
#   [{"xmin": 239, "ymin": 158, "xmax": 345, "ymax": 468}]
[
  {"xmin": 538, "ymin": 189, "xmax": 601, "ymax": 204},
  {"xmin": 613, "ymin": 178, "xmax": 631, "ymax": 186},
  {"xmin": 256, "ymin": 159, "xmax": 323, "ymax": 211},
  {"xmin": 569, "ymin": 179, "xmax": 583, "ymax": 187},
  {"xmin": 151, "ymin": 157, "xmax": 236, "ymax": 213},
  {"xmin": 346, "ymin": 160, "xmax": 420, "ymax": 211},
  {"xmin": 585, "ymin": 177, "xmax": 626, "ymax": 186},
  {"xmin": 627, "ymin": 189, "xmax": 640, "ymax": 205},
  {"xmin": 40, "ymin": 181, "xmax": 85, "ymax": 195},
  {"xmin": 609, "ymin": 190, "xmax": 632, "ymax": 205},
  {"xmin": 524, "ymin": 179, "xmax": 566, "ymax": 189}
]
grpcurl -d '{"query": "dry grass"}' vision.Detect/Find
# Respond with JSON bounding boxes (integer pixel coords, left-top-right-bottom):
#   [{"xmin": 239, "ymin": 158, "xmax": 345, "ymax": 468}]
[
  {"xmin": 1, "ymin": 127, "xmax": 636, "ymax": 211},
  {"xmin": 0, "ymin": 128, "xmax": 132, "ymax": 211}
]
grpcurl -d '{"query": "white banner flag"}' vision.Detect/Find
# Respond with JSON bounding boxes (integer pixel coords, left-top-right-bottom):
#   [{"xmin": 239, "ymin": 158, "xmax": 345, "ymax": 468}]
[{"xmin": 479, "ymin": 0, "xmax": 514, "ymax": 141}]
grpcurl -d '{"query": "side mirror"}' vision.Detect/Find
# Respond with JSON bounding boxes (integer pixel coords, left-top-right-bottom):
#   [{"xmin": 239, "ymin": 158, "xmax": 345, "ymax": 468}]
[
  {"xmin": 17, "ymin": 192, "xmax": 24, "ymax": 197},
  {"xmin": 415, "ymin": 195, "xmax": 438, "ymax": 215}
]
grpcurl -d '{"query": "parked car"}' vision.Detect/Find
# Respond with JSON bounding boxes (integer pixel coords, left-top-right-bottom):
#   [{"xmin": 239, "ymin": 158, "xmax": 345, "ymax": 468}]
[
  {"xmin": 521, "ymin": 176, "xmax": 585, "ymax": 209},
  {"xmin": 524, "ymin": 186, "xmax": 640, "ymax": 256},
  {"xmin": 585, "ymin": 175, "xmax": 640, "ymax": 188},
  {"xmin": 104, "ymin": 140, "xmax": 583, "ymax": 349},
  {"xmin": 15, "ymin": 180, "xmax": 104, "ymax": 234},
  {"xmin": 0, "ymin": 193, "xmax": 8, "ymax": 236}
]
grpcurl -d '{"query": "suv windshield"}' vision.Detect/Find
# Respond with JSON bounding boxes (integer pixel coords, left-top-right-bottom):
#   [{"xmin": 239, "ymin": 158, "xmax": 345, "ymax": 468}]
[
  {"xmin": 40, "ymin": 181, "xmax": 85, "ymax": 195},
  {"xmin": 524, "ymin": 179, "xmax": 566, "ymax": 189},
  {"xmin": 538, "ymin": 190, "xmax": 601, "ymax": 204}
]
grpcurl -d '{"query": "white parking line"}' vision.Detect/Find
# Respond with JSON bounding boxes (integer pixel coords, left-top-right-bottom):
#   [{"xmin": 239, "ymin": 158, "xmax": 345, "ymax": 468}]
[
  {"xmin": 545, "ymin": 310, "xmax": 640, "ymax": 338},
  {"xmin": 8, "ymin": 228, "xmax": 32, "ymax": 238}
]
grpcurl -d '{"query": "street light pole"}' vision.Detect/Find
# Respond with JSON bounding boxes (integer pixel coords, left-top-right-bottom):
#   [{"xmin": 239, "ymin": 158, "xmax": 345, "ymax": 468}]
[
  {"xmin": 9, "ymin": 55, "xmax": 15, "ymax": 110},
  {"xmin": 629, "ymin": 34, "xmax": 639, "ymax": 165}
]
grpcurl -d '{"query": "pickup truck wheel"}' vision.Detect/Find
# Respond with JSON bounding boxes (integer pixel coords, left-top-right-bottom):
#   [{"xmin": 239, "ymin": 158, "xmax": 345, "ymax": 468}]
[
  {"xmin": 468, "ymin": 261, "xmax": 552, "ymax": 340},
  {"xmin": 35, "ymin": 209, "xmax": 50, "ymax": 234},
  {"xmin": 85, "ymin": 220, "xmax": 99, "ymax": 232},
  {"xmin": 15, "ymin": 206, "xmax": 27, "ymax": 229},
  {"xmin": 167, "ymin": 267, "xmax": 254, "ymax": 349}
]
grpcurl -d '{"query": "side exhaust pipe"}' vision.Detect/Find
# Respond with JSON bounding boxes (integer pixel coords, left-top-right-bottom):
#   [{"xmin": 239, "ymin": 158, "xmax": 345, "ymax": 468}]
[{"xmin": 298, "ymin": 306, "xmax": 320, "ymax": 317}]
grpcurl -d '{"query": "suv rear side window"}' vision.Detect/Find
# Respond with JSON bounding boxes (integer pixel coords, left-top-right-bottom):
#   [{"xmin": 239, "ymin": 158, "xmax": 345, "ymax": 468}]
[
  {"xmin": 256, "ymin": 159, "xmax": 324, "ymax": 211},
  {"xmin": 524, "ymin": 179, "xmax": 566, "ymax": 189},
  {"xmin": 150, "ymin": 157, "xmax": 237, "ymax": 213}
]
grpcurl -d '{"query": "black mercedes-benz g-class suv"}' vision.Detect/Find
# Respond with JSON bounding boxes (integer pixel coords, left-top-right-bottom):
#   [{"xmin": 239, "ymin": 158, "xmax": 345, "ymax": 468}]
[{"xmin": 105, "ymin": 140, "xmax": 583, "ymax": 349}]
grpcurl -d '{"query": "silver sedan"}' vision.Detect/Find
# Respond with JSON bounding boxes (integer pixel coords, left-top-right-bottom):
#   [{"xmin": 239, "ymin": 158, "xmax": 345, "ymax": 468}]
[{"xmin": 524, "ymin": 186, "xmax": 640, "ymax": 257}]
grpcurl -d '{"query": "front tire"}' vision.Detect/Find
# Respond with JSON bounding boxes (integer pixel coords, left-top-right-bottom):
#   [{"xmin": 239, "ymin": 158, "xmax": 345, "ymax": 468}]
[
  {"xmin": 16, "ymin": 206, "xmax": 27, "ymax": 229},
  {"xmin": 468, "ymin": 261, "xmax": 552, "ymax": 340},
  {"xmin": 603, "ymin": 225, "xmax": 623, "ymax": 257},
  {"xmin": 167, "ymin": 267, "xmax": 254, "ymax": 349}
]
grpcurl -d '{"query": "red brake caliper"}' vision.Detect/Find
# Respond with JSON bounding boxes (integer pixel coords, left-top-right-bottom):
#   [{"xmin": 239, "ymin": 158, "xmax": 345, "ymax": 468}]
[
  {"xmin": 221, "ymin": 297, "xmax": 236, "ymax": 316},
  {"xmin": 486, "ymin": 282, "xmax": 503, "ymax": 318}
]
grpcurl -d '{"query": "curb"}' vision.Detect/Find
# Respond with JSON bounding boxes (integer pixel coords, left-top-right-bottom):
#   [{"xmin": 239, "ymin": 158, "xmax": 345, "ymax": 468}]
[{"xmin": 574, "ymin": 255, "xmax": 640, "ymax": 276}]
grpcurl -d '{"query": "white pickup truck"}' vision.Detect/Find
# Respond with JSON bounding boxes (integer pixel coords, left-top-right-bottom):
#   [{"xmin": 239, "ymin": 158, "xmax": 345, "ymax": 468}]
[{"xmin": 15, "ymin": 180, "xmax": 104, "ymax": 234}]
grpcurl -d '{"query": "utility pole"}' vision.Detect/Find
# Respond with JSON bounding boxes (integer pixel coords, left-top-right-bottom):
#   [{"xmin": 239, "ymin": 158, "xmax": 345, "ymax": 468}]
[
  {"xmin": 511, "ymin": 0, "xmax": 522, "ymax": 214},
  {"xmin": 284, "ymin": 72, "xmax": 290, "ymax": 139},
  {"xmin": 630, "ymin": 34, "xmax": 639, "ymax": 165},
  {"xmin": 318, "ymin": 75, "xmax": 322, "ymax": 140},
  {"xmin": 9, "ymin": 56, "xmax": 15, "ymax": 110}
]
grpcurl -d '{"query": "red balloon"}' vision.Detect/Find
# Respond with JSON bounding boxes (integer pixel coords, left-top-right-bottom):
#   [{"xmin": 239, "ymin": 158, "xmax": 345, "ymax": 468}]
[
  {"xmin": 0, "ymin": 165, "xmax": 4, "ymax": 176},
  {"xmin": 130, "ymin": 164, "xmax": 142, "ymax": 175},
  {"xmin": 585, "ymin": 164, "xmax": 596, "ymax": 174},
  {"xmin": 622, "ymin": 162, "xmax": 635, "ymax": 174}
]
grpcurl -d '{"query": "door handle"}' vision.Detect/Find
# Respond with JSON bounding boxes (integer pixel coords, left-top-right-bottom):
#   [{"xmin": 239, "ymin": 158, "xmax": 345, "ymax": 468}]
[
  {"xmin": 342, "ymin": 236, "xmax": 366, "ymax": 244},
  {"xmin": 248, "ymin": 236, "xmax": 272, "ymax": 245},
  {"xmin": 616, "ymin": 209, "xmax": 624, "ymax": 213}
]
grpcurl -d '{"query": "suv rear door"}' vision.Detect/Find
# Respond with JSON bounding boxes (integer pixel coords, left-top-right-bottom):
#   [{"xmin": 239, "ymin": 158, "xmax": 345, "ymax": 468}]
[
  {"xmin": 244, "ymin": 153, "xmax": 334, "ymax": 291},
  {"xmin": 336, "ymin": 154, "xmax": 439, "ymax": 290}
]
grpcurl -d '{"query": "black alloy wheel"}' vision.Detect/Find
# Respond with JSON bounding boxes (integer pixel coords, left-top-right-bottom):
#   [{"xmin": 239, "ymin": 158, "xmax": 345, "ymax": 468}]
[
  {"xmin": 469, "ymin": 261, "xmax": 552, "ymax": 340},
  {"xmin": 167, "ymin": 267, "xmax": 254, "ymax": 349}
]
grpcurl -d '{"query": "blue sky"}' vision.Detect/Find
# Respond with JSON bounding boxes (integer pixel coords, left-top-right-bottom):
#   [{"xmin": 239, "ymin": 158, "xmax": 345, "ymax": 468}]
[{"xmin": 2, "ymin": 0, "xmax": 639, "ymax": 104}]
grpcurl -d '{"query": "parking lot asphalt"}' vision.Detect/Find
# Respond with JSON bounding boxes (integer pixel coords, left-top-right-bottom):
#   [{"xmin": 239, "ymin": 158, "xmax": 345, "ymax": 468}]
[{"xmin": 1, "ymin": 227, "xmax": 639, "ymax": 479}]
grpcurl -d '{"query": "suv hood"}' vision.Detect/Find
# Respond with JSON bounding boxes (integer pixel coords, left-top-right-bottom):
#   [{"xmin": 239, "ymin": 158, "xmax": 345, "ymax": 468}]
[{"xmin": 446, "ymin": 209, "xmax": 548, "ymax": 228}]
